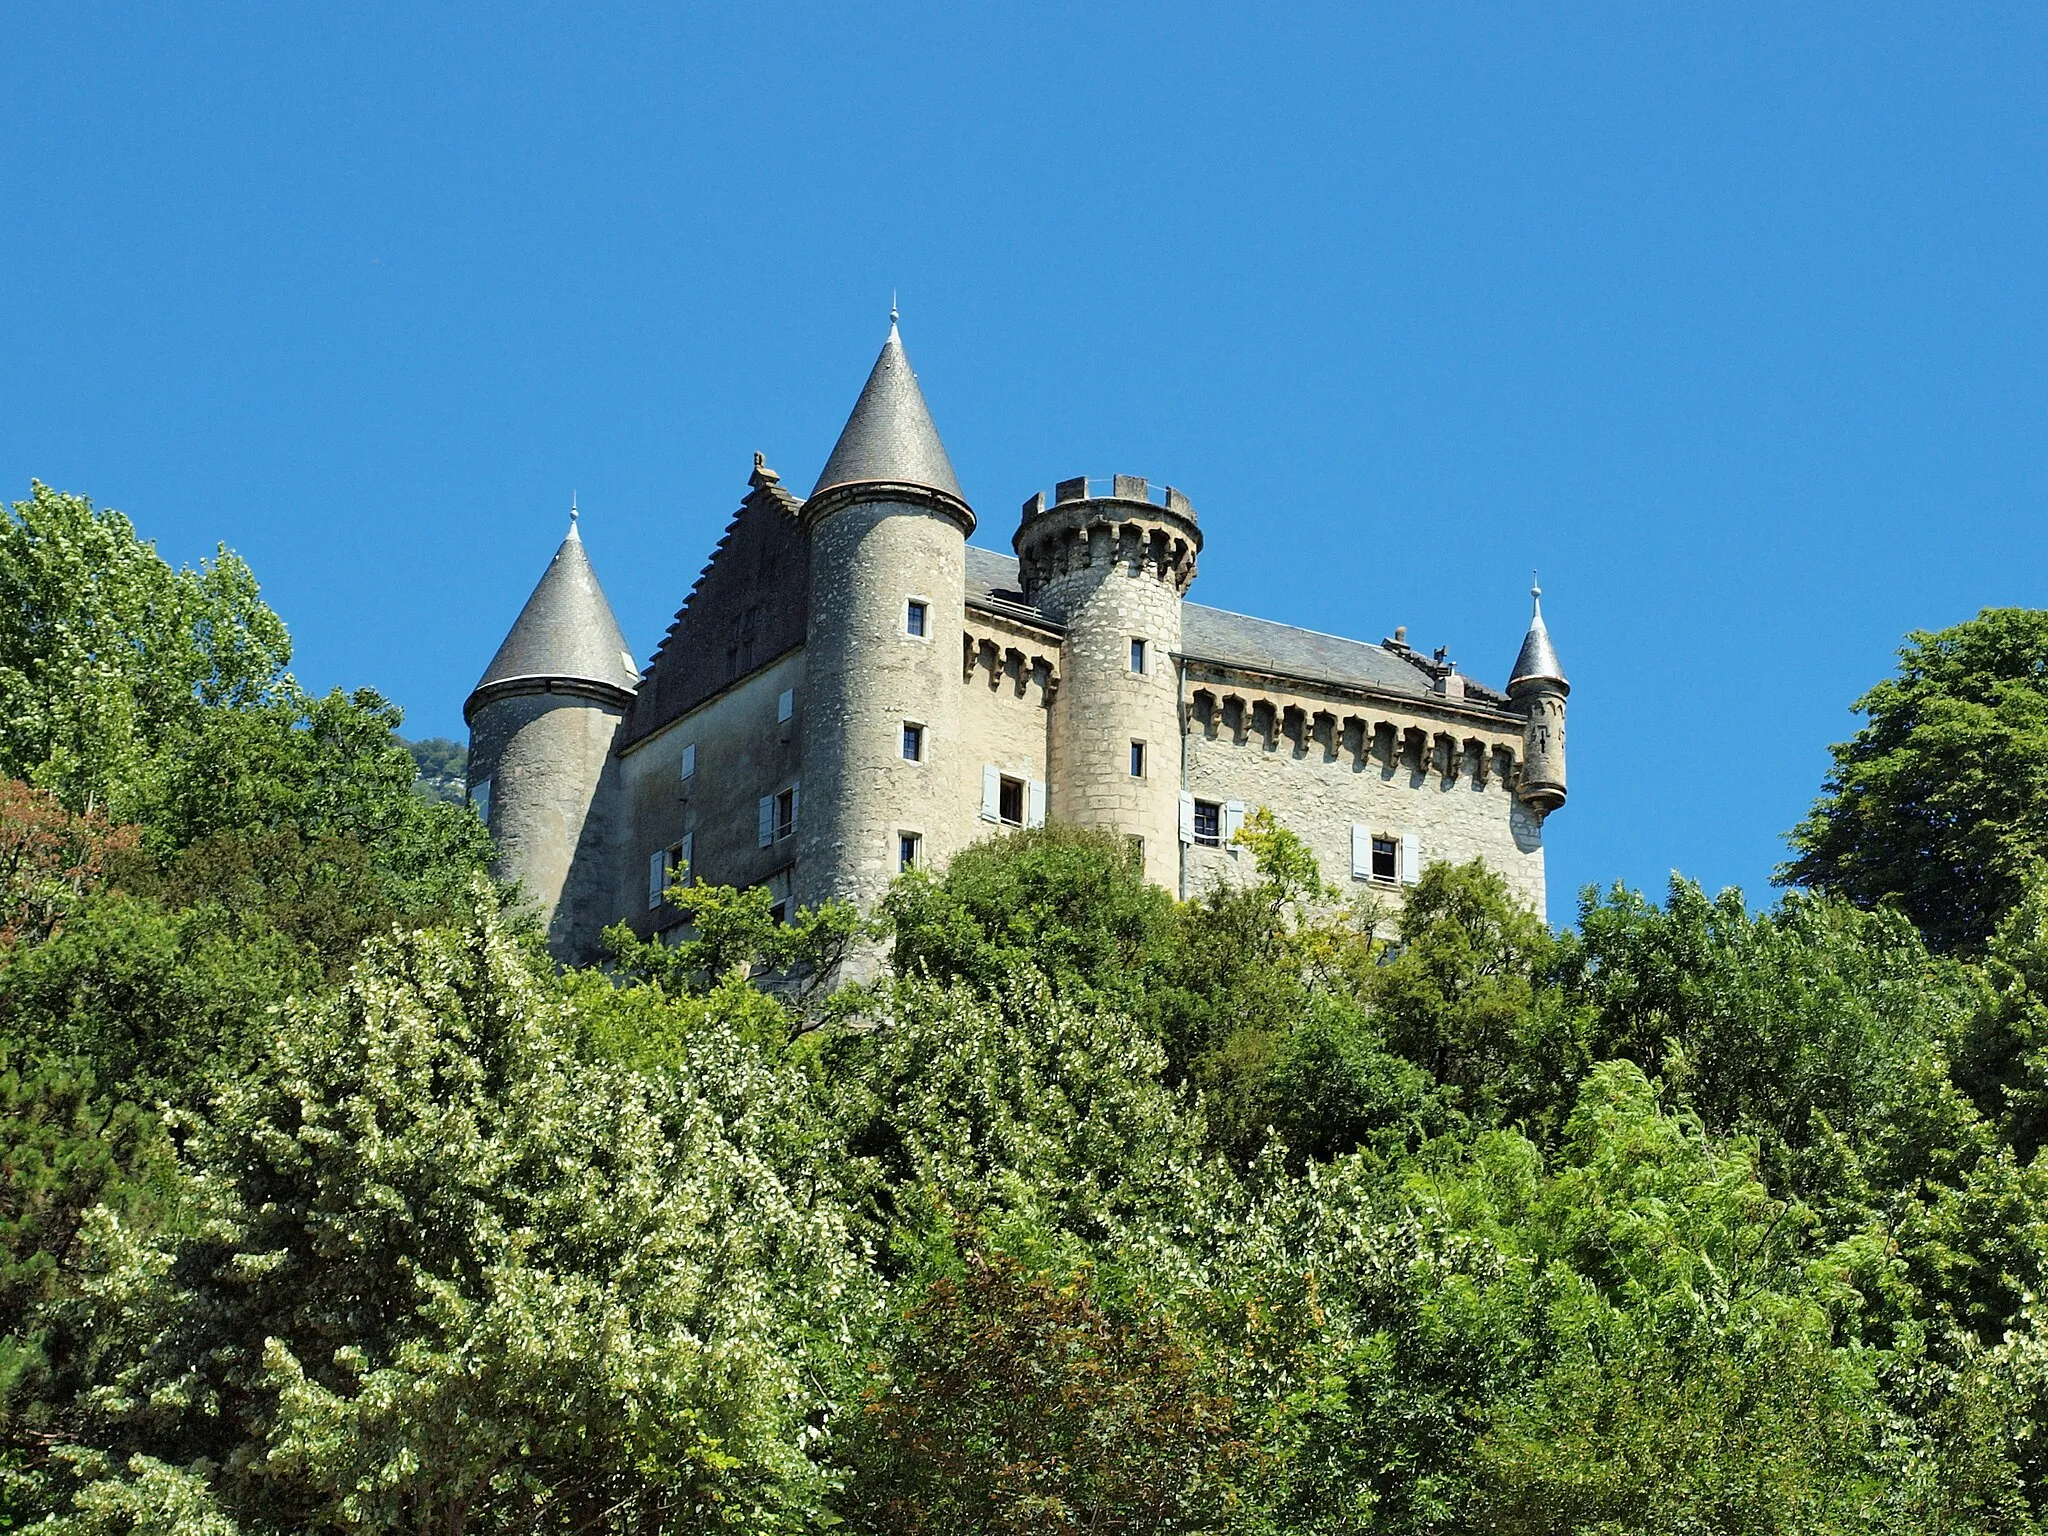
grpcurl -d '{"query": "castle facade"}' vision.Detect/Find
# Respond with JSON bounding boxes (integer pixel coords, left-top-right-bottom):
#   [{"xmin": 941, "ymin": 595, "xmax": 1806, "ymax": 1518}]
[{"xmin": 464, "ymin": 320, "xmax": 1570, "ymax": 964}]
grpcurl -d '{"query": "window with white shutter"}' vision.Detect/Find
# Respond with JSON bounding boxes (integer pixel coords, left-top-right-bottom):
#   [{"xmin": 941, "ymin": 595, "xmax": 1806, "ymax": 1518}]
[
  {"xmin": 679, "ymin": 743, "xmax": 696, "ymax": 780},
  {"xmin": 1401, "ymin": 832, "xmax": 1421, "ymax": 885},
  {"xmin": 1223, "ymin": 801, "xmax": 1245, "ymax": 846},
  {"xmin": 1351, "ymin": 823, "xmax": 1372, "ymax": 881},
  {"xmin": 758, "ymin": 795, "xmax": 774, "ymax": 848},
  {"xmin": 676, "ymin": 833, "xmax": 693, "ymax": 887},
  {"xmin": 1027, "ymin": 780, "xmax": 1047, "ymax": 827},
  {"xmin": 981, "ymin": 764, "xmax": 1001, "ymax": 822},
  {"xmin": 1179, "ymin": 793, "xmax": 1197, "ymax": 845},
  {"xmin": 647, "ymin": 849, "xmax": 667, "ymax": 909},
  {"xmin": 777, "ymin": 688, "xmax": 795, "ymax": 723}
]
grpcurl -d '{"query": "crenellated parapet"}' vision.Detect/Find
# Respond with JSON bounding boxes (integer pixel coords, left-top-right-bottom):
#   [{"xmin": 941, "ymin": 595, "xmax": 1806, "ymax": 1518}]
[
  {"xmin": 963, "ymin": 625, "xmax": 1060, "ymax": 705},
  {"xmin": 1184, "ymin": 679, "xmax": 1524, "ymax": 794},
  {"xmin": 1013, "ymin": 475, "xmax": 1202, "ymax": 613}
]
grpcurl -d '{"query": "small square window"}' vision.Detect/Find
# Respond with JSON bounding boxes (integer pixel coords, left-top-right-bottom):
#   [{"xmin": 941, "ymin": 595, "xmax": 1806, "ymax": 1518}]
[
  {"xmin": 998, "ymin": 775, "xmax": 1025, "ymax": 827},
  {"xmin": 903, "ymin": 722, "xmax": 924, "ymax": 762},
  {"xmin": 899, "ymin": 832, "xmax": 921, "ymax": 871},
  {"xmin": 1371, "ymin": 837, "xmax": 1397, "ymax": 882},
  {"xmin": 1193, "ymin": 799, "xmax": 1221, "ymax": 846},
  {"xmin": 777, "ymin": 688, "xmax": 795, "ymax": 723},
  {"xmin": 906, "ymin": 599, "xmax": 928, "ymax": 637},
  {"xmin": 769, "ymin": 900, "xmax": 788, "ymax": 926},
  {"xmin": 1129, "ymin": 741, "xmax": 1146, "ymax": 778},
  {"xmin": 679, "ymin": 743, "xmax": 696, "ymax": 780},
  {"xmin": 775, "ymin": 788, "xmax": 796, "ymax": 841},
  {"xmin": 1130, "ymin": 637, "xmax": 1147, "ymax": 673}
]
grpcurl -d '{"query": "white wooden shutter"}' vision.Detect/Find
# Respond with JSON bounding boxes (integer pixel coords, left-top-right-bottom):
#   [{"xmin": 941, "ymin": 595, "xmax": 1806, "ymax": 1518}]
[
  {"xmin": 1223, "ymin": 800, "xmax": 1245, "ymax": 845},
  {"xmin": 777, "ymin": 688, "xmax": 795, "ymax": 722},
  {"xmin": 1178, "ymin": 793, "xmax": 1197, "ymax": 844},
  {"xmin": 981, "ymin": 764, "xmax": 1001, "ymax": 822},
  {"xmin": 678, "ymin": 832, "xmax": 693, "ymax": 886},
  {"xmin": 680, "ymin": 743, "xmax": 696, "ymax": 779},
  {"xmin": 1401, "ymin": 832, "xmax": 1421, "ymax": 885},
  {"xmin": 758, "ymin": 795, "xmax": 774, "ymax": 848},
  {"xmin": 789, "ymin": 782, "xmax": 799, "ymax": 830},
  {"xmin": 1027, "ymin": 779, "xmax": 1047, "ymax": 827},
  {"xmin": 1351, "ymin": 823, "xmax": 1372, "ymax": 880},
  {"xmin": 647, "ymin": 849, "xmax": 667, "ymax": 909}
]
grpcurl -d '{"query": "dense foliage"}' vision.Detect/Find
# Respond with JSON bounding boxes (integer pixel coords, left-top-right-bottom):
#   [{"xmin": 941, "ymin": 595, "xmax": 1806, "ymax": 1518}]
[
  {"xmin": 1784, "ymin": 607, "xmax": 2048, "ymax": 954},
  {"xmin": 4, "ymin": 484, "xmax": 2047, "ymax": 1532}
]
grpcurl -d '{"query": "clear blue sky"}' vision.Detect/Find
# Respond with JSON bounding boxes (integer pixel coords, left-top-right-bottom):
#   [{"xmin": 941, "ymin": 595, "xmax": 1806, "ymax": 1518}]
[{"xmin": 5, "ymin": 4, "xmax": 2044, "ymax": 920}]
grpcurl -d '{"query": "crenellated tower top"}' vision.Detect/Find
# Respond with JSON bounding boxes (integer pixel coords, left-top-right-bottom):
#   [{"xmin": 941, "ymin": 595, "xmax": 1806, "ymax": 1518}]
[{"xmin": 1012, "ymin": 474, "xmax": 1202, "ymax": 621}]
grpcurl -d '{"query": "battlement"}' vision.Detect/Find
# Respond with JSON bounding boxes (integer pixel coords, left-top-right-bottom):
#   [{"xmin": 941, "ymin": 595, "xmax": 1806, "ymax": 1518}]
[
  {"xmin": 1013, "ymin": 474, "xmax": 1203, "ymax": 606},
  {"xmin": 1019, "ymin": 474, "xmax": 1197, "ymax": 522}
]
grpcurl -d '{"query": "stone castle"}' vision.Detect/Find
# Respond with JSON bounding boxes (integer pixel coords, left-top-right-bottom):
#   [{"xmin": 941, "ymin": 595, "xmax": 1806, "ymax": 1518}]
[{"xmin": 464, "ymin": 317, "xmax": 1570, "ymax": 963}]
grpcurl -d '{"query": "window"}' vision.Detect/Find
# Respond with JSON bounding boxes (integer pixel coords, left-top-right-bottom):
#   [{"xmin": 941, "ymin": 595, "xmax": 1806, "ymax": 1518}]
[
  {"xmin": 759, "ymin": 785, "xmax": 800, "ymax": 847},
  {"xmin": 1129, "ymin": 741, "xmax": 1146, "ymax": 778},
  {"xmin": 998, "ymin": 775, "xmax": 1025, "ymax": 827},
  {"xmin": 769, "ymin": 901, "xmax": 788, "ymax": 926},
  {"xmin": 647, "ymin": 834, "xmax": 695, "ymax": 909},
  {"xmin": 679, "ymin": 743, "xmax": 696, "ymax": 780},
  {"xmin": 777, "ymin": 687, "xmax": 795, "ymax": 723},
  {"xmin": 1193, "ymin": 799, "xmax": 1221, "ymax": 846},
  {"xmin": 1372, "ymin": 837, "xmax": 1397, "ymax": 882},
  {"xmin": 1130, "ymin": 637, "xmax": 1148, "ymax": 674},
  {"xmin": 902, "ymin": 722, "xmax": 924, "ymax": 762},
  {"xmin": 469, "ymin": 777, "xmax": 492, "ymax": 823},
  {"xmin": 899, "ymin": 832, "xmax": 921, "ymax": 871},
  {"xmin": 906, "ymin": 599, "xmax": 928, "ymax": 637}
]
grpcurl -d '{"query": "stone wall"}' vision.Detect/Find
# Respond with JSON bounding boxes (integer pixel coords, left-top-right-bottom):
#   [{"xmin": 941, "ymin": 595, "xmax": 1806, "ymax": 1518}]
[
  {"xmin": 1180, "ymin": 676, "xmax": 1548, "ymax": 918},
  {"xmin": 466, "ymin": 689, "xmax": 626, "ymax": 963},
  {"xmin": 796, "ymin": 494, "xmax": 968, "ymax": 915},
  {"xmin": 614, "ymin": 648, "xmax": 805, "ymax": 938},
  {"xmin": 955, "ymin": 606, "xmax": 1060, "ymax": 857}
]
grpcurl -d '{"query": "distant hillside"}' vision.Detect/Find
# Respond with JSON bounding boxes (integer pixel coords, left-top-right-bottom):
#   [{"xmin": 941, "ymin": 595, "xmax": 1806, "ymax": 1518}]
[{"xmin": 404, "ymin": 735, "xmax": 467, "ymax": 804}]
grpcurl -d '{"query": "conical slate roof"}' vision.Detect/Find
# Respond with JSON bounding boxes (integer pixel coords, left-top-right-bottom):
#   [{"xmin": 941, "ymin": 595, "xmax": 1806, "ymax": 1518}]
[
  {"xmin": 812, "ymin": 317, "xmax": 965, "ymax": 503},
  {"xmin": 469, "ymin": 514, "xmax": 638, "ymax": 706},
  {"xmin": 1508, "ymin": 583, "xmax": 1568, "ymax": 692}
]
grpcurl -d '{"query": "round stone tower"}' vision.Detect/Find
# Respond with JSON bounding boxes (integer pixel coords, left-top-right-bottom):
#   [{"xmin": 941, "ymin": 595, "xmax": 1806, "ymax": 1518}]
[
  {"xmin": 464, "ymin": 507, "xmax": 639, "ymax": 962},
  {"xmin": 1506, "ymin": 581, "xmax": 1569, "ymax": 815},
  {"xmin": 796, "ymin": 314, "xmax": 974, "ymax": 914},
  {"xmin": 1015, "ymin": 475, "xmax": 1200, "ymax": 889}
]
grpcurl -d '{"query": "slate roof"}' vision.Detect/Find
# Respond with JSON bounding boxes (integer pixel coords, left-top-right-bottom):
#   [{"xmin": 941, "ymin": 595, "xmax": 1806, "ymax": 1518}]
[
  {"xmin": 813, "ymin": 319, "xmax": 965, "ymax": 504},
  {"xmin": 469, "ymin": 520, "xmax": 638, "ymax": 709},
  {"xmin": 963, "ymin": 546, "xmax": 1508, "ymax": 707}
]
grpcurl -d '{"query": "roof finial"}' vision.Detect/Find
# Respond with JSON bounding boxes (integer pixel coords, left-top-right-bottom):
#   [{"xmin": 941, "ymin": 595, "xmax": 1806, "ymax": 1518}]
[
  {"xmin": 1531, "ymin": 568, "xmax": 1542, "ymax": 615},
  {"xmin": 889, "ymin": 290, "xmax": 899, "ymax": 333},
  {"xmin": 568, "ymin": 491, "xmax": 580, "ymax": 536}
]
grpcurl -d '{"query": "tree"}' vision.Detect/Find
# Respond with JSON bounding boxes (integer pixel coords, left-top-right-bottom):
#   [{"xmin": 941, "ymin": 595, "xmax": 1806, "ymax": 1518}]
[
  {"xmin": 42, "ymin": 890, "xmax": 862, "ymax": 1533},
  {"xmin": 1782, "ymin": 608, "xmax": 2048, "ymax": 955}
]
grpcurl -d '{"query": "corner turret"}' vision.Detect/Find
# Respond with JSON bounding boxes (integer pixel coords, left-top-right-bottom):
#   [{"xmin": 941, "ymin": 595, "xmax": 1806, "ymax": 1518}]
[
  {"xmin": 797, "ymin": 313, "xmax": 973, "ymax": 919},
  {"xmin": 465, "ymin": 507, "xmax": 637, "ymax": 960},
  {"xmin": 1506, "ymin": 580, "xmax": 1568, "ymax": 816}
]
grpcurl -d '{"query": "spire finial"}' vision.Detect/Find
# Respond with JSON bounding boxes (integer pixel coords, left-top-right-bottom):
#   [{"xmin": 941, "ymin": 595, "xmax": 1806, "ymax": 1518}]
[
  {"xmin": 569, "ymin": 492, "xmax": 580, "ymax": 536},
  {"xmin": 889, "ymin": 290, "xmax": 899, "ymax": 332},
  {"xmin": 1531, "ymin": 568, "xmax": 1542, "ymax": 615}
]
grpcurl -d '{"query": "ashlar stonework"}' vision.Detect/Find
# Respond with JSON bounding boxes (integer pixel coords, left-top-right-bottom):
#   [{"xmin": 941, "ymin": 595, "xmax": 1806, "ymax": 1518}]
[{"xmin": 464, "ymin": 318, "xmax": 1572, "ymax": 965}]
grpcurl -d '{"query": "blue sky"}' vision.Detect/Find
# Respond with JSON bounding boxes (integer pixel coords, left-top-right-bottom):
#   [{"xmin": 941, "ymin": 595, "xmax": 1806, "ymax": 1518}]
[{"xmin": 4, "ymin": 4, "xmax": 2044, "ymax": 920}]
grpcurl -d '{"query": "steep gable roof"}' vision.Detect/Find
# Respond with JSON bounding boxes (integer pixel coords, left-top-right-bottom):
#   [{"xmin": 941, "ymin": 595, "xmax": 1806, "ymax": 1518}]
[{"xmin": 621, "ymin": 457, "xmax": 808, "ymax": 748}]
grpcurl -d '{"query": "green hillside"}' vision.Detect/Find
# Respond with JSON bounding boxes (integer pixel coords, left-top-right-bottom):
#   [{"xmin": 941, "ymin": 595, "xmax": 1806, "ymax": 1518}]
[{"xmin": 4, "ymin": 480, "xmax": 2045, "ymax": 1534}]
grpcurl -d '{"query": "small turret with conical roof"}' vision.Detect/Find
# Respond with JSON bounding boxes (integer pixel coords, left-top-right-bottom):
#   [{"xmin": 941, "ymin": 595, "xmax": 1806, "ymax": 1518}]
[
  {"xmin": 1506, "ymin": 579, "xmax": 1568, "ymax": 815},
  {"xmin": 796, "ymin": 311, "xmax": 974, "ymax": 921},
  {"xmin": 465, "ymin": 504, "xmax": 637, "ymax": 961}
]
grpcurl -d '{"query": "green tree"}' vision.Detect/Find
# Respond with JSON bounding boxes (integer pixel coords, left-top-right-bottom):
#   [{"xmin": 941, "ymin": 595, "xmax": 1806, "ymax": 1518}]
[
  {"xmin": 43, "ymin": 890, "xmax": 862, "ymax": 1533},
  {"xmin": 1782, "ymin": 607, "xmax": 2048, "ymax": 955}
]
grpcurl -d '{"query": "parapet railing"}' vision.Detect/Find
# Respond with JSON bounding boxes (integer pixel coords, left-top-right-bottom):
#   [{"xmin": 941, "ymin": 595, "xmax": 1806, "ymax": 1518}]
[{"xmin": 1019, "ymin": 475, "xmax": 1196, "ymax": 521}]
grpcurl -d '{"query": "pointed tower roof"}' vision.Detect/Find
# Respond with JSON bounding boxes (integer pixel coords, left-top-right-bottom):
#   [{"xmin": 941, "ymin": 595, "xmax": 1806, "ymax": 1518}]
[
  {"xmin": 811, "ymin": 312, "xmax": 967, "ymax": 509},
  {"xmin": 1508, "ymin": 579, "xmax": 1569, "ymax": 693},
  {"xmin": 465, "ymin": 507, "xmax": 639, "ymax": 721}
]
